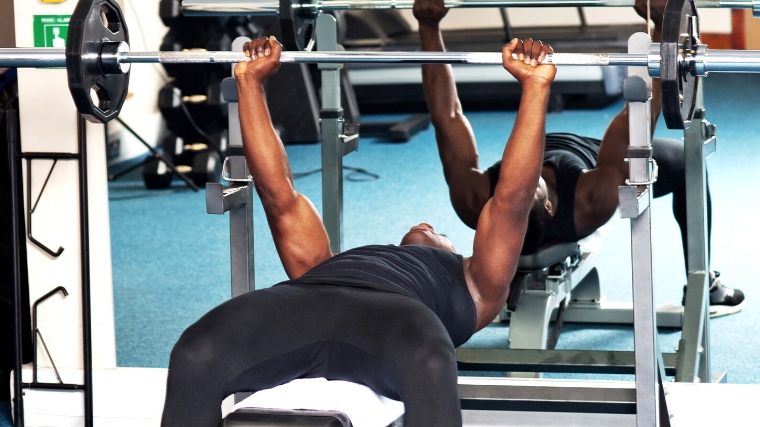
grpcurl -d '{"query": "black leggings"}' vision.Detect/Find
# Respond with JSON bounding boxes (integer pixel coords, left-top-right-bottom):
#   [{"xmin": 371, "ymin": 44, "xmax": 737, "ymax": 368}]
[
  {"xmin": 160, "ymin": 283, "xmax": 462, "ymax": 427},
  {"xmin": 651, "ymin": 137, "xmax": 712, "ymax": 270}
]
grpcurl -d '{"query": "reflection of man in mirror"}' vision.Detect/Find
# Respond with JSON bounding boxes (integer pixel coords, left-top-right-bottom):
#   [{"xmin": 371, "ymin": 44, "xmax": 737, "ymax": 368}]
[{"xmin": 52, "ymin": 27, "xmax": 65, "ymax": 48}]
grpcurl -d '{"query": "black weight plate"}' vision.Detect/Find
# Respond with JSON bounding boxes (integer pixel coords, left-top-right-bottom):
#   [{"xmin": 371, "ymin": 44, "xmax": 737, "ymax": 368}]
[
  {"xmin": 280, "ymin": 0, "xmax": 317, "ymax": 51},
  {"xmin": 661, "ymin": 0, "xmax": 699, "ymax": 130},
  {"xmin": 67, "ymin": 0, "xmax": 130, "ymax": 124}
]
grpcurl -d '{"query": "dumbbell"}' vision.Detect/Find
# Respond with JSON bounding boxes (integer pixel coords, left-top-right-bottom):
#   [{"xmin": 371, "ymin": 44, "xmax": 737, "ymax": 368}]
[
  {"xmin": 142, "ymin": 155, "xmax": 175, "ymax": 189},
  {"xmin": 145, "ymin": 128, "xmax": 228, "ymax": 190},
  {"xmin": 142, "ymin": 150, "xmax": 221, "ymax": 189},
  {"xmin": 158, "ymin": 81, "xmax": 227, "ymax": 130},
  {"xmin": 162, "ymin": 130, "xmax": 228, "ymax": 167},
  {"xmin": 189, "ymin": 150, "xmax": 223, "ymax": 187}
]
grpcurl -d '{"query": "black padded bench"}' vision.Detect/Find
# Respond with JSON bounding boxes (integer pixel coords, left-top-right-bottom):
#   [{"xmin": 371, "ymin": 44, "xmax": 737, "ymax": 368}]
[
  {"xmin": 516, "ymin": 241, "xmax": 580, "ymax": 271},
  {"xmin": 221, "ymin": 408, "xmax": 352, "ymax": 427}
]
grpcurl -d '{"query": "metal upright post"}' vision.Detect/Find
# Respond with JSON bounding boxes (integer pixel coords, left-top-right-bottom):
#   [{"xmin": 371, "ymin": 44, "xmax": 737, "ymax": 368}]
[
  {"xmin": 8, "ymin": 106, "xmax": 25, "ymax": 427},
  {"xmin": 318, "ymin": 14, "xmax": 345, "ymax": 254},
  {"xmin": 76, "ymin": 116, "xmax": 94, "ymax": 427},
  {"xmin": 228, "ymin": 37, "xmax": 255, "ymax": 296},
  {"xmin": 676, "ymin": 82, "xmax": 716, "ymax": 383},
  {"xmin": 207, "ymin": 36, "xmax": 255, "ymax": 298},
  {"xmin": 618, "ymin": 32, "xmax": 670, "ymax": 427}
]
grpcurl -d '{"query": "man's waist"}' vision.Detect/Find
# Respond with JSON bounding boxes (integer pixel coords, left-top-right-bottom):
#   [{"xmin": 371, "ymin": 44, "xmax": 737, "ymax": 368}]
[{"xmin": 279, "ymin": 274, "xmax": 419, "ymax": 300}]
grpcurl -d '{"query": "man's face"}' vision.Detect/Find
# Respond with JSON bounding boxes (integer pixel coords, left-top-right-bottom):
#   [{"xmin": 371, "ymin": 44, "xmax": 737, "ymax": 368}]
[
  {"xmin": 400, "ymin": 223, "xmax": 456, "ymax": 253},
  {"xmin": 534, "ymin": 176, "xmax": 553, "ymax": 217}
]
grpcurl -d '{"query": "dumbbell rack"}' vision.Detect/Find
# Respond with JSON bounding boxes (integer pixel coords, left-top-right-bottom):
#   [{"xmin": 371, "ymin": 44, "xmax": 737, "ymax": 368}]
[{"xmin": 149, "ymin": 1, "xmax": 241, "ymax": 190}]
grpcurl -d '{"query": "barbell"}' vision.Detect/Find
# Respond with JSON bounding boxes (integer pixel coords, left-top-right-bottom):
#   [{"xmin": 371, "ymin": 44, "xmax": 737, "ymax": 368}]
[
  {"xmin": 180, "ymin": 0, "xmax": 760, "ymax": 51},
  {"xmin": 1, "ymin": 0, "xmax": 759, "ymax": 127}
]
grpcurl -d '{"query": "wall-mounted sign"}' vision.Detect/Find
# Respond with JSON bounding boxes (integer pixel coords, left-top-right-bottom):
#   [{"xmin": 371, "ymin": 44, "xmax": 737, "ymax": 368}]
[{"xmin": 33, "ymin": 15, "xmax": 71, "ymax": 48}]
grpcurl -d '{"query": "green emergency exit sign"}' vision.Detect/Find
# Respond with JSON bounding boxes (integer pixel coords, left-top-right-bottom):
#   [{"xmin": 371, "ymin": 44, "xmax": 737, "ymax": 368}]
[{"xmin": 33, "ymin": 15, "xmax": 71, "ymax": 48}]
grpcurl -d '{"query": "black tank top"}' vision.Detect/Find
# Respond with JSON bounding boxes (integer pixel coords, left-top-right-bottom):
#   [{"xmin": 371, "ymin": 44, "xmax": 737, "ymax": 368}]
[
  {"xmin": 279, "ymin": 244, "xmax": 477, "ymax": 347},
  {"xmin": 487, "ymin": 132, "xmax": 600, "ymax": 242}
]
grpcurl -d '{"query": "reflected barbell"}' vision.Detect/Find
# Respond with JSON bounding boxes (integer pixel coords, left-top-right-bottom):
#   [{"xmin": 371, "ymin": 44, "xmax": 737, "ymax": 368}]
[
  {"xmin": 3, "ymin": 0, "xmax": 760, "ymax": 127},
  {"xmin": 181, "ymin": 0, "xmax": 760, "ymax": 51},
  {"xmin": 181, "ymin": 0, "xmax": 760, "ymax": 15}
]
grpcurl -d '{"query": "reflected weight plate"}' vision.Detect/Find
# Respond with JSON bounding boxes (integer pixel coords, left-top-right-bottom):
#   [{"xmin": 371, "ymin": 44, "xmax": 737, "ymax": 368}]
[
  {"xmin": 66, "ymin": 0, "xmax": 130, "ymax": 124},
  {"xmin": 661, "ymin": 0, "xmax": 699, "ymax": 129},
  {"xmin": 280, "ymin": 0, "xmax": 317, "ymax": 51}
]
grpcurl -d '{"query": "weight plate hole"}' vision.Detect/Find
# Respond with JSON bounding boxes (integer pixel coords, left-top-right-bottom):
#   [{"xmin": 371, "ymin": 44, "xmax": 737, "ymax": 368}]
[
  {"xmin": 91, "ymin": 83, "xmax": 112, "ymax": 112},
  {"xmin": 100, "ymin": 4, "xmax": 121, "ymax": 34}
]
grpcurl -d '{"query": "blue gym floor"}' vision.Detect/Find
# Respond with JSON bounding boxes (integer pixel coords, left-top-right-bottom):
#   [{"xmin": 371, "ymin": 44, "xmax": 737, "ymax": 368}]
[
  {"xmin": 105, "ymin": 75, "xmax": 760, "ymax": 383},
  {"xmin": 2, "ymin": 73, "xmax": 759, "ymax": 427},
  {"xmin": 107, "ymin": 73, "xmax": 758, "ymax": 383}
]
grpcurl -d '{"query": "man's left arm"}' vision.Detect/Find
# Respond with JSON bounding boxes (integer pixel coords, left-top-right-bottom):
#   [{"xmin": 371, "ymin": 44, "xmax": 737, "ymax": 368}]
[
  {"xmin": 467, "ymin": 39, "xmax": 556, "ymax": 330},
  {"xmin": 593, "ymin": 0, "xmax": 666, "ymax": 174},
  {"xmin": 575, "ymin": 0, "xmax": 665, "ymax": 232}
]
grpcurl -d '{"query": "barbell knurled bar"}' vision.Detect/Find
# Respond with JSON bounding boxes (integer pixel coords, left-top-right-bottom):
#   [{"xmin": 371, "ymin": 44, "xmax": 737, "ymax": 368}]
[
  {"xmin": 6, "ymin": 46, "xmax": 760, "ymax": 72},
  {"xmin": 2, "ymin": 0, "xmax": 758, "ymax": 128}
]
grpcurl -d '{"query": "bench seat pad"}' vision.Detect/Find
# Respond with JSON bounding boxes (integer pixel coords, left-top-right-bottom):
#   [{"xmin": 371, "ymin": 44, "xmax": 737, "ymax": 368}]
[
  {"xmin": 517, "ymin": 241, "xmax": 579, "ymax": 270},
  {"xmin": 231, "ymin": 378, "xmax": 404, "ymax": 427}
]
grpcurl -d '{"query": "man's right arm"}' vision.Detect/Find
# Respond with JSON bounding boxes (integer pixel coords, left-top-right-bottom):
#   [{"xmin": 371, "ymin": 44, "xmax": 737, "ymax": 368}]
[{"xmin": 235, "ymin": 37, "xmax": 333, "ymax": 279}]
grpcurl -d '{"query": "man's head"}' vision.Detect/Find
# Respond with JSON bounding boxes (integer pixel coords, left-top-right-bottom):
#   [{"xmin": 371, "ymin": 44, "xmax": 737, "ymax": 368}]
[
  {"xmin": 521, "ymin": 177, "xmax": 554, "ymax": 255},
  {"xmin": 400, "ymin": 223, "xmax": 457, "ymax": 253}
]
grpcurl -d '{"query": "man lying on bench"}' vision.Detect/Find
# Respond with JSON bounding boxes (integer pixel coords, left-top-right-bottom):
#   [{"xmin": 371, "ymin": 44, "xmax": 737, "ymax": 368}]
[
  {"xmin": 159, "ymin": 36, "xmax": 555, "ymax": 427},
  {"xmin": 414, "ymin": 0, "xmax": 743, "ymax": 315}
]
